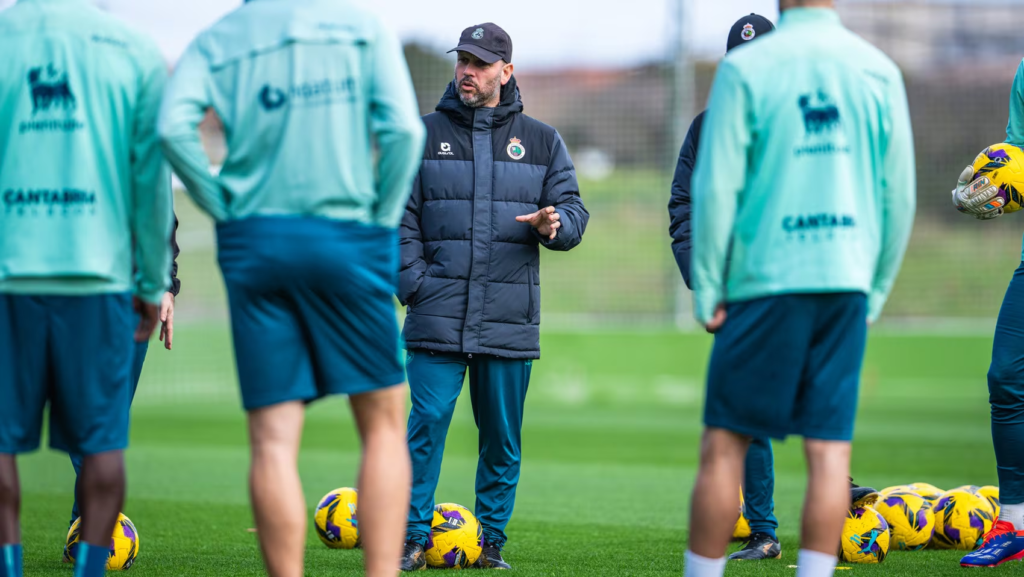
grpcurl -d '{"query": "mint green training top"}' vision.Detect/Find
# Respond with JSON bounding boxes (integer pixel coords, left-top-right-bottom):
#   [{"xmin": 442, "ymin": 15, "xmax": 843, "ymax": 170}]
[
  {"xmin": 158, "ymin": 0, "xmax": 426, "ymax": 228},
  {"xmin": 690, "ymin": 8, "xmax": 916, "ymax": 325},
  {"xmin": 1005, "ymin": 58, "xmax": 1024, "ymax": 260},
  {"xmin": 0, "ymin": 0, "xmax": 174, "ymax": 304}
]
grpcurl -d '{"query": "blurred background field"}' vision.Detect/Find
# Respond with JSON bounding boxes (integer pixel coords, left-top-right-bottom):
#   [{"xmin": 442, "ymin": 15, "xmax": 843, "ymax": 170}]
[{"xmin": 6, "ymin": 0, "xmax": 1024, "ymax": 574}]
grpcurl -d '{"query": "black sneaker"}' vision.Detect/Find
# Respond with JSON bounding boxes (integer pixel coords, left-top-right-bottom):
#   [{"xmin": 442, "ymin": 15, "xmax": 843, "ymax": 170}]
[
  {"xmin": 399, "ymin": 540, "xmax": 426, "ymax": 572},
  {"xmin": 728, "ymin": 532, "xmax": 781, "ymax": 560},
  {"xmin": 850, "ymin": 477, "xmax": 879, "ymax": 509},
  {"xmin": 474, "ymin": 541, "xmax": 511, "ymax": 569}
]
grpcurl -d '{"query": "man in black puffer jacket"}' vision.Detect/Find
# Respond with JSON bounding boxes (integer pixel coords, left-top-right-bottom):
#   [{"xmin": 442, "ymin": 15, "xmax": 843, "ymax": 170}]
[{"xmin": 399, "ymin": 23, "xmax": 588, "ymax": 571}]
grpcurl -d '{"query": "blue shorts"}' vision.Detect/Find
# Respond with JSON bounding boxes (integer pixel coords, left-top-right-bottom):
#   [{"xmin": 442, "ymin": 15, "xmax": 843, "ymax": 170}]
[
  {"xmin": 0, "ymin": 293, "xmax": 134, "ymax": 455},
  {"xmin": 217, "ymin": 217, "xmax": 405, "ymax": 411},
  {"xmin": 704, "ymin": 292, "xmax": 867, "ymax": 441}
]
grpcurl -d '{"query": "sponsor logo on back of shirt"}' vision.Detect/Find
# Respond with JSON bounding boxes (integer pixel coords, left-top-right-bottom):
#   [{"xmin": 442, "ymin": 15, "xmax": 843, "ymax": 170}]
[
  {"xmin": 793, "ymin": 91, "xmax": 850, "ymax": 157},
  {"xmin": 782, "ymin": 213, "xmax": 856, "ymax": 242},
  {"xmin": 19, "ymin": 64, "xmax": 84, "ymax": 134},
  {"xmin": 257, "ymin": 78, "xmax": 357, "ymax": 111},
  {"xmin": 3, "ymin": 188, "xmax": 97, "ymax": 216}
]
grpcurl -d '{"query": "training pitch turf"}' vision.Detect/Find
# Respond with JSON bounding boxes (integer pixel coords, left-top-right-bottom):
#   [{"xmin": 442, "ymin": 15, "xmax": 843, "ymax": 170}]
[{"xmin": 14, "ymin": 327, "xmax": 1012, "ymax": 575}]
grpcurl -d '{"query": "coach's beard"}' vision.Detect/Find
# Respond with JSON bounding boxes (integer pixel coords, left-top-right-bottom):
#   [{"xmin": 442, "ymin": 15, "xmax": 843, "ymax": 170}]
[{"xmin": 458, "ymin": 76, "xmax": 501, "ymax": 108}]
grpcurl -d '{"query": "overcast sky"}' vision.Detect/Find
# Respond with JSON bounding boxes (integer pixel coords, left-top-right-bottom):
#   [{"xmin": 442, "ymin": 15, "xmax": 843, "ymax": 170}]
[{"xmin": 0, "ymin": 0, "xmax": 782, "ymax": 68}]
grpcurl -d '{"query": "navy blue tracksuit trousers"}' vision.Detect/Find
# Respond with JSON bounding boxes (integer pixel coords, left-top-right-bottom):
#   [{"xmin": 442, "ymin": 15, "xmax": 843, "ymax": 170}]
[
  {"xmin": 988, "ymin": 262, "xmax": 1024, "ymax": 505},
  {"xmin": 405, "ymin": 350, "xmax": 531, "ymax": 548}
]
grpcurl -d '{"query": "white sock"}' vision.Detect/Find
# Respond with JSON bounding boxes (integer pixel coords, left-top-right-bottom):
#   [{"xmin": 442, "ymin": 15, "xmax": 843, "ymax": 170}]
[
  {"xmin": 1000, "ymin": 503, "xmax": 1024, "ymax": 531},
  {"xmin": 683, "ymin": 550, "xmax": 726, "ymax": 577},
  {"xmin": 796, "ymin": 549, "xmax": 837, "ymax": 577}
]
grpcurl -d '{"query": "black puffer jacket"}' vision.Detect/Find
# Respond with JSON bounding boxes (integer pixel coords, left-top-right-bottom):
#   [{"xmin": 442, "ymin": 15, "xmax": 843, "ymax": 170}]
[
  {"xmin": 668, "ymin": 111, "xmax": 704, "ymax": 289},
  {"xmin": 399, "ymin": 76, "xmax": 588, "ymax": 359}
]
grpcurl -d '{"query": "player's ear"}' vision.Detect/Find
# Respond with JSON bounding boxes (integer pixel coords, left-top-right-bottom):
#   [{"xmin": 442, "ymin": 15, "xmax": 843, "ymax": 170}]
[{"xmin": 501, "ymin": 61, "xmax": 514, "ymax": 85}]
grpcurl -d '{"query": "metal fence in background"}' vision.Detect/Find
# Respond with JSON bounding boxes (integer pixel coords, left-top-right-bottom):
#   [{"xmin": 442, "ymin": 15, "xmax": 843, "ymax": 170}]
[{"xmin": 173, "ymin": 0, "xmax": 1024, "ymax": 338}]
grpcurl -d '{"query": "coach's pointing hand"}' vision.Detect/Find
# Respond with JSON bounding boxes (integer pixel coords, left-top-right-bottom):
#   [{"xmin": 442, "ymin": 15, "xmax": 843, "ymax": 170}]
[{"xmin": 517, "ymin": 206, "xmax": 561, "ymax": 240}]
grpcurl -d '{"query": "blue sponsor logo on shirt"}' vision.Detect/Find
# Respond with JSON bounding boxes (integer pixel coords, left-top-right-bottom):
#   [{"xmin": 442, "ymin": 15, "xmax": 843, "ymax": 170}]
[
  {"xmin": 259, "ymin": 86, "xmax": 288, "ymax": 111},
  {"xmin": 257, "ymin": 78, "xmax": 357, "ymax": 111},
  {"xmin": 798, "ymin": 92, "xmax": 840, "ymax": 135},
  {"xmin": 794, "ymin": 91, "xmax": 850, "ymax": 157},
  {"xmin": 20, "ymin": 64, "xmax": 84, "ymax": 133},
  {"xmin": 783, "ymin": 213, "xmax": 856, "ymax": 233},
  {"xmin": 28, "ymin": 64, "xmax": 76, "ymax": 115},
  {"xmin": 4, "ymin": 188, "xmax": 97, "ymax": 216}
]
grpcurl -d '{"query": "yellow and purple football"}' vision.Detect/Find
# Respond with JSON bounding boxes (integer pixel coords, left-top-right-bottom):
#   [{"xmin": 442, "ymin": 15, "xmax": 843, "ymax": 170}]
[
  {"xmin": 425, "ymin": 503, "xmax": 483, "ymax": 569},
  {"xmin": 314, "ymin": 487, "xmax": 359, "ymax": 549},
  {"xmin": 906, "ymin": 483, "xmax": 944, "ymax": 506},
  {"xmin": 839, "ymin": 506, "xmax": 890, "ymax": 564},
  {"xmin": 931, "ymin": 490, "xmax": 995, "ymax": 550},
  {"xmin": 875, "ymin": 491, "xmax": 935, "ymax": 551},
  {"xmin": 970, "ymin": 143, "xmax": 1024, "ymax": 213},
  {"xmin": 978, "ymin": 486, "xmax": 1000, "ymax": 518},
  {"xmin": 64, "ymin": 513, "xmax": 139, "ymax": 570}
]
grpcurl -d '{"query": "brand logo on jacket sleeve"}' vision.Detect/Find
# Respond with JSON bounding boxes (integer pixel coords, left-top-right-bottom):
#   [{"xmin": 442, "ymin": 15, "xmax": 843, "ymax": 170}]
[
  {"xmin": 507, "ymin": 137, "xmax": 525, "ymax": 160},
  {"xmin": 438, "ymin": 142, "xmax": 454, "ymax": 156}
]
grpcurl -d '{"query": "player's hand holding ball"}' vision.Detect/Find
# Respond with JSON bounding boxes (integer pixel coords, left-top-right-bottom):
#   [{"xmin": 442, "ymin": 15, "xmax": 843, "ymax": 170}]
[
  {"xmin": 952, "ymin": 166, "xmax": 1004, "ymax": 220},
  {"xmin": 952, "ymin": 143, "xmax": 1024, "ymax": 220}
]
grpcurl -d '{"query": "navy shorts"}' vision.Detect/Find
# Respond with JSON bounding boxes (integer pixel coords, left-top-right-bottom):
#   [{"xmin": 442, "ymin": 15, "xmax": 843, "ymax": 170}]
[
  {"xmin": 0, "ymin": 293, "xmax": 134, "ymax": 455},
  {"xmin": 217, "ymin": 217, "xmax": 406, "ymax": 411},
  {"xmin": 704, "ymin": 292, "xmax": 868, "ymax": 441}
]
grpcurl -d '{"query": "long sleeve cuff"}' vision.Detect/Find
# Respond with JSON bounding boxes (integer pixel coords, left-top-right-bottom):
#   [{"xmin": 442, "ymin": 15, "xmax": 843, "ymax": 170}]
[
  {"xmin": 693, "ymin": 288, "xmax": 722, "ymax": 326},
  {"xmin": 867, "ymin": 289, "xmax": 888, "ymax": 324}
]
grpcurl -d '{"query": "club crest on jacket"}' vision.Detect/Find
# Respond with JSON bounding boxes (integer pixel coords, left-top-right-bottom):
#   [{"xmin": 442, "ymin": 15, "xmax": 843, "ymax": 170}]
[{"xmin": 507, "ymin": 137, "xmax": 525, "ymax": 160}]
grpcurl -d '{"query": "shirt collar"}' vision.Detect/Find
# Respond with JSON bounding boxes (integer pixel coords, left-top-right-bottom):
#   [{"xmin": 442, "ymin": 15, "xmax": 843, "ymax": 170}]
[{"xmin": 779, "ymin": 7, "xmax": 842, "ymax": 28}]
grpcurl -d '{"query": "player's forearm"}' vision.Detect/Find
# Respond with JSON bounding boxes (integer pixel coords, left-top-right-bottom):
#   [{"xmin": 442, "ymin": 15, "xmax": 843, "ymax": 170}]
[
  {"xmin": 1007, "ymin": 60, "xmax": 1024, "ymax": 146},
  {"xmin": 134, "ymin": 181, "xmax": 175, "ymax": 304},
  {"xmin": 869, "ymin": 82, "xmax": 916, "ymax": 322},
  {"xmin": 373, "ymin": 123, "xmax": 426, "ymax": 228},
  {"xmin": 691, "ymin": 226, "xmax": 730, "ymax": 324},
  {"xmin": 690, "ymin": 170, "xmax": 734, "ymax": 323},
  {"xmin": 160, "ymin": 135, "xmax": 228, "ymax": 221},
  {"xmin": 868, "ymin": 204, "xmax": 915, "ymax": 322}
]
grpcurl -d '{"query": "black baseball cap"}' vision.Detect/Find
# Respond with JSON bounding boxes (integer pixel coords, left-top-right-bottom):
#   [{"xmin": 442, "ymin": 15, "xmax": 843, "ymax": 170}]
[
  {"xmin": 726, "ymin": 13, "xmax": 775, "ymax": 53},
  {"xmin": 448, "ymin": 23, "xmax": 513, "ymax": 64}
]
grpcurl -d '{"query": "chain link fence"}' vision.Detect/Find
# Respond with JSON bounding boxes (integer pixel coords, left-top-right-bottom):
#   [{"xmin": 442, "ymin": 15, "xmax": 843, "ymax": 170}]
[{"xmin": 164, "ymin": 0, "xmax": 1024, "ymax": 337}]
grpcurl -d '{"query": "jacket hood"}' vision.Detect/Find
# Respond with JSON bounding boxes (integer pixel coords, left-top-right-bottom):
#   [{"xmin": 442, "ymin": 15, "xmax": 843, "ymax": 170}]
[{"xmin": 436, "ymin": 74, "xmax": 524, "ymax": 127}]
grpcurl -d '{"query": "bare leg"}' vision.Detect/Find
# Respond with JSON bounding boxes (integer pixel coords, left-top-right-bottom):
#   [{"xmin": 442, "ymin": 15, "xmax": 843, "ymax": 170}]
[
  {"xmin": 349, "ymin": 384, "xmax": 410, "ymax": 577},
  {"xmin": 0, "ymin": 455, "xmax": 19, "ymax": 545},
  {"xmin": 687, "ymin": 427, "xmax": 751, "ymax": 558},
  {"xmin": 801, "ymin": 439, "xmax": 851, "ymax": 554},
  {"xmin": 248, "ymin": 402, "xmax": 305, "ymax": 577},
  {"xmin": 78, "ymin": 450, "xmax": 125, "ymax": 546}
]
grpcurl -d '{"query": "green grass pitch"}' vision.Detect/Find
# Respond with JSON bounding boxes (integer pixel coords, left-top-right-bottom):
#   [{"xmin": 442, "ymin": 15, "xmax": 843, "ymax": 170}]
[{"xmin": 13, "ymin": 327, "xmax": 1014, "ymax": 575}]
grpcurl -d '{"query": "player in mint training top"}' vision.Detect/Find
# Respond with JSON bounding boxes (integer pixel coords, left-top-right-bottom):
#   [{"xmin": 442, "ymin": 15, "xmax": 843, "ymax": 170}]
[
  {"xmin": 0, "ymin": 1, "xmax": 174, "ymax": 576},
  {"xmin": 669, "ymin": 13, "xmax": 783, "ymax": 562},
  {"xmin": 158, "ymin": 1, "xmax": 425, "ymax": 575},
  {"xmin": 684, "ymin": 1, "xmax": 915, "ymax": 576},
  {"xmin": 957, "ymin": 59, "xmax": 1024, "ymax": 568}
]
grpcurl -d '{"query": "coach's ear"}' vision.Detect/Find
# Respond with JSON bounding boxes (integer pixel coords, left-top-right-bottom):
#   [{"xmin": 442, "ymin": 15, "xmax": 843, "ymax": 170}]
[{"xmin": 501, "ymin": 61, "xmax": 513, "ymax": 85}]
